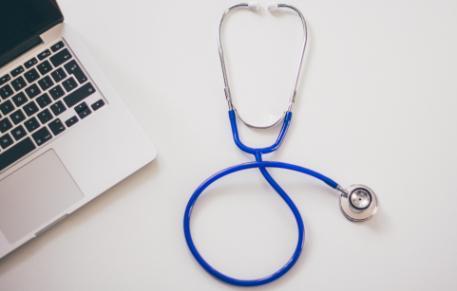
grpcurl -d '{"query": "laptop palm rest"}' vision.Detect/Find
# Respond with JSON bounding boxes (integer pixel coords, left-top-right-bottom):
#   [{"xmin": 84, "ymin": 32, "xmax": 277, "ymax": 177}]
[{"xmin": 0, "ymin": 150, "xmax": 83, "ymax": 243}]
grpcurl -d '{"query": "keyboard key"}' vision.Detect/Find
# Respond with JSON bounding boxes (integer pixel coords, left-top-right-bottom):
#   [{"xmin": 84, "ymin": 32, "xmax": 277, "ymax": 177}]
[
  {"xmin": 65, "ymin": 116, "xmax": 78, "ymax": 127},
  {"xmin": 24, "ymin": 57, "xmax": 38, "ymax": 68},
  {"xmin": 51, "ymin": 68, "xmax": 67, "ymax": 83},
  {"xmin": 32, "ymin": 127, "xmax": 52, "ymax": 146},
  {"xmin": 50, "ymin": 48, "xmax": 72, "ymax": 67},
  {"xmin": 49, "ymin": 85, "xmax": 65, "ymax": 100},
  {"xmin": 25, "ymin": 117, "xmax": 40, "ymax": 132},
  {"xmin": 51, "ymin": 41, "xmax": 65, "ymax": 52},
  {"xmin": 48, "ymin": 119, "xmax": 65, "ymax": 136},
  {"xmin": 11, "ymin": 76, "xmax": 27, "ymax": 91},
  {"xmin": 75, "ymin": 102, "xmax": 91, "ymax": 119},
  {"xmin": 25, "ymin": 84, "xmax": 41, "ymax": 98},
  {"xmin": 50, "ymin": 101, "xmax": 66, "ymax": 116},
  {"xmin": 11, "ymin": 125, "xmax": 27, "ymax": 141},
  {"xmin": 12, "ymin": 92, "xmax": 28, "ymax": 107},
  {"xmin": 64, "ymin": 83, "xmax": 96, "ymax": 108},
  {"xmin": 10, "ymin": 109, "xmax": 26, "ymax": 125},
  {"xmin": 0, "ymin": 74, "xmax": 10, "ymax": 86},
  {"xmin": 0, "ymin": 137, "xmax": 36, "ymax": 171},
  {"xmin": 23, "ymin": 101, "xmax": 39, "ymax": 116},
  {"xmin": 38, "ymin": 49, "xmax": 51, "ymax": 60},
  {"xmin": 91, "ymin": 99, "xmax": 105, "ymax": 111},
  {"xmin": 24, "ymin": 68, "xmax": 40, "ymax": 83},
  {"xmin": 37, "ymin": 60, "xmax": 53, "ymax": 75},
  {"xmin": 36, "ymin": 93, "xmax": 52, "ymax": 108},
  {"xmin": 0, "ymin": 134, "xmax": 13, "ymax": 149},
  {"xmin": 11, "ymin": 66, "xmax": 24, "ymax": 77},
  {"xmin": 37, "ymin": 109, "xmax": 53, "ymax": 124},
  {"xmin": 64, "ymin": 60, "xmax": 87, "ymax": 84},
  {"xmin": 62, "ymin": 77, "xmax": 78, "ymax": 92},
  {"xmin": 38, "ymin": 76, "xmax": 54, "ymax": 91},
  {"xmin": 0, "ymin": 100, "xmax": 14, "ymax": 115},
  {"xmin": 0, "ymin": 118, "xmax": 12, "ymax": 133},
  {"xmin": 0, "ymin": 85, "xmax": 14, "ymax": 99}
]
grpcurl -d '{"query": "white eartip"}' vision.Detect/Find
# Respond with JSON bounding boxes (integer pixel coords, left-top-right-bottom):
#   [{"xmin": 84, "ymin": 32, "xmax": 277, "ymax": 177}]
[
  {"xmin": 248, "ymin": 2, "xmax": 262, "ymax": 12},
  {"xmin": 267, "ymin": 3, "xmax": 281, "ymax": 13}
]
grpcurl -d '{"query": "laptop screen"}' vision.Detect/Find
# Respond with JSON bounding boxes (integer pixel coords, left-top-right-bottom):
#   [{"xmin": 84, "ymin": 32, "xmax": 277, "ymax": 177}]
[{"xmin": 0, "ymin": 0, "xmax": 63, "ymax": 67}]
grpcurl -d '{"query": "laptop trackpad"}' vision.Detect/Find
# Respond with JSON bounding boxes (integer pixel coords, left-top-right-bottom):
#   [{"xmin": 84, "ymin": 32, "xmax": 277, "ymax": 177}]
[{"xmin": 0, "ymin": 150, "xmax": 83, "ymax": 243}]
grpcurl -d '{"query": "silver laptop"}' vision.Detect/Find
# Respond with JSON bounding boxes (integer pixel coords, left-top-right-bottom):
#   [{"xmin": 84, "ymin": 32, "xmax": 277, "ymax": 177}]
[{"xmin": 0, "ymin": 0, "xmax": 157, "ymax": 259}]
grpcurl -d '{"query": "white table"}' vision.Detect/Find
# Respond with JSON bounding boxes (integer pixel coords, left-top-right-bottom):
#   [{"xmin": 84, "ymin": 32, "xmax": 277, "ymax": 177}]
[{"xmin": 1, "ymin": 0, "xmax": 457, "ymax": 290}]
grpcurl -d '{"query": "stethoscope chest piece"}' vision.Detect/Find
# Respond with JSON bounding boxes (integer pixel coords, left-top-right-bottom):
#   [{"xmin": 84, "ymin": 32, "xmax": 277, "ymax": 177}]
[{"xmin": 339, "ymin": 185, "xmax": 378, "ymax": 222}]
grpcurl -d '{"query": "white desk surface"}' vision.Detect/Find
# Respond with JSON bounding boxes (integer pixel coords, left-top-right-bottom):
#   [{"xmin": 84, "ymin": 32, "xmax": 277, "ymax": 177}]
[{"xmin": 1, "ymin": 0, "xmax": 457, "ymax": 290}]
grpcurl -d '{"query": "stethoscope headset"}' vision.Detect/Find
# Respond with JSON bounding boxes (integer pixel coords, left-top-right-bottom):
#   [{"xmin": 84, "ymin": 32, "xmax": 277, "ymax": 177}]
[{"xmin": 183, "ymin": 3, "xmax": 379, "ymax": 287}]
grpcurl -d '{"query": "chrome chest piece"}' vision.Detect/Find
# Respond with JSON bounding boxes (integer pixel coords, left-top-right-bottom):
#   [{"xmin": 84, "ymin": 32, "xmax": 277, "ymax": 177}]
[{"xmin": 339, "ymin": 185, "xmax": 378, "ymax": 222}]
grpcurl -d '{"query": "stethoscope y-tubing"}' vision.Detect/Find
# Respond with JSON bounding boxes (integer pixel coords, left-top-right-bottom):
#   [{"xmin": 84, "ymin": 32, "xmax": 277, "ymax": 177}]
[{"xmin": 183, "ymin": 110, "xmax": 340, "ymax": 287}]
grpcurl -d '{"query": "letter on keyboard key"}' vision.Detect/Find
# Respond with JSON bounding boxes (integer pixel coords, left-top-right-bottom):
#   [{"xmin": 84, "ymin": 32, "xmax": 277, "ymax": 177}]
[
  {"xmin": 64, "ymin": 60, "xmax": 88, "ymax": 84},
  {"xmin": 49, "ymin": 85, "xmax": 65, "ymax": 100},
  {"xmin": 64, "ymin": 83, "xmax": 96, "ymax": 108},
  {"xmin": 11, "ymin": 66, "xmax": 24, "ymax": 77},
  {"xmin": 0, "ymin": 134, "xmax": 13, "ymax": 149},
  {"xmin": 0, "ymin": 75, "xmax": 10, "ymax": 86},
  {"xmin": 38, "ymin": 76, "xmax": 54, "ymax": 91},
  {"xmin": 50, "ymin": 49, "xmax": 72, "ymax": 67},
  {"xmin": 25, "ymin": 84, "xmax": 41, "ymax": 99},
  {"xmin": 0, "ymin": 137, "xmax": 36, "ymax": 172},
  {"xmin": 48, "ymin": 119, "xmax": 65, "ymax": 136},
  {"xmin": 25, "ymin": 117, "xmax": 40, "ymax": 133},
  {"xmin": 51, "ymin": 41, "xmax": 65, "ymax": 52},
  {"xmin": 75, "ymin": 102, "xmax": 92, "ymax": 119},
  {"xmin": 0, "ymin": 100, "xmax": 14, "ymax": 115},
  {"xmin": 91, "ymin": 99, "xmax": 105, "ymax": 111},
  {"xmin": 23, "ymin": 101, "xmax": 39, "ymax": 116},
  {"xmin": 11, "ymin": 125, "xmax": 27, "ymax": 141},
  {"xmin": 32, "ymin": 127, "xmax": 52, "ymax": 146},
  {"xmin": 24, "ymin": 58, "xmax": 38, "ymax": 69},
  {"xmin": 0, "ymin": 85, "xmax": 13, "ymax": 99},
  {"xmin": 37, "ymin": 60, "xmax": 53, "ymax": 75},
  {"xmin": 10, "ymin": 110, "xmax": 26, "ymax": 125},
  {"xmin": 38, "ymin": 49, "xmax": 51, "ymax": 60},
  {"xmin": 36, "ymin": 93, "xmax": 52, "ymax": 108},
  {"xmin": 24, "ymin": 68, "xmax": 40, "ymax": 83},
  {"xmin": 0, "ymin": 118, "xmax": 12, "ymax": 133},
  {"xmin": 11, "ymin": 76, "xmax": 27, "ymax": 91},
  {"xmin": 65, "ymin": 116, "xmax": 78, "ymax": 127},
  {"xmin": 12, "ymin": 92, "xmax": 28, "ymax": 107},
  {"xmin": 50, "ymin": 101, "xmax": 66, "ymax": 116},
  {"xmin": 37, "ymin": 109, "xmax": 53, "ymax": 124},
  {"xmin": 51, "ymin": 68, "xmax": 67, "ymax": 83}
]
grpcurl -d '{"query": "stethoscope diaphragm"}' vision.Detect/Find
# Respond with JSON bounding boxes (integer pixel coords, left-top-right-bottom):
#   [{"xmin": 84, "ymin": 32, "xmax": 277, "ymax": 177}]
[{"xmin": 339, "ymin": 185, "xmax": 378, "ymax": 222}]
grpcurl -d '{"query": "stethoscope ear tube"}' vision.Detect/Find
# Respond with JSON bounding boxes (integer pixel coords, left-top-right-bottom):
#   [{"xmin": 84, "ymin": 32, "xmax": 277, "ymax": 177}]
[{"xmin": 218, "ymin": 2, "xmax": 308, "ymax": 128}]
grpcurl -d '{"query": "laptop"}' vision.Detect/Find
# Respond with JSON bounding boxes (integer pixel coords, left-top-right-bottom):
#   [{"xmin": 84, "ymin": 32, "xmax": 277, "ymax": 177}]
[{"xmin": 0, "ymin": 0, "xmax": 157, "ymax": 259}]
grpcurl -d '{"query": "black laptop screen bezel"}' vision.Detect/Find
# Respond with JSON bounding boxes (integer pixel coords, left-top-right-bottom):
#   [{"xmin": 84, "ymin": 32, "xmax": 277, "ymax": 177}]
[{"xmin": 0, "ymin": 0, "xmax": 64, "ymax": 68}]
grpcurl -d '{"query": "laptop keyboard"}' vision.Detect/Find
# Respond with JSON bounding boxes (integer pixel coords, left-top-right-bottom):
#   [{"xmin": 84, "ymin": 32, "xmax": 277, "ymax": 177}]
[{"xmin": 0, "ymin": 40, "xmax": 106, "ymax": 172}]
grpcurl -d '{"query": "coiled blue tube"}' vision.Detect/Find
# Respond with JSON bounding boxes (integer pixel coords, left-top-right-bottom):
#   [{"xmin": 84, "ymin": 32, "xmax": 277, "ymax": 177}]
[{"xmin": 183, "ymin": 110, "xmax": 340, "ymax": 287}]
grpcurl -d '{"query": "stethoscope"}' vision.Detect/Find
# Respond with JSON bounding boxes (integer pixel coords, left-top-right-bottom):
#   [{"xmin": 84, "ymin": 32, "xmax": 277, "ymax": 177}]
[{"xmin": 183, "ymin": 3, "xmax": 379, "ymax": 287}]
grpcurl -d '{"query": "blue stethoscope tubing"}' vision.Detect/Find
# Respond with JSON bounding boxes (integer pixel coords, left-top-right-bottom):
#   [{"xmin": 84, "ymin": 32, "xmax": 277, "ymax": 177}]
[
  {"xmin": 184, "ymin": 3, "xmax": 379, "ymax": 286},
  {"xmin": 183, "ymin": 109, "xmax": 341, "ymax": 287}
]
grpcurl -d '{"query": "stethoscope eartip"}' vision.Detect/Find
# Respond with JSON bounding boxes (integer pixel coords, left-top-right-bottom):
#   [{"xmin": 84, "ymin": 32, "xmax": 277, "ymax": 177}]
[
  {"xmin": 247, "ymin": 2, "xmax": 262, "ymax": 12},
  {"xmin": 339, "ymin": 185, "xmax": 378, "ymax": 222}
]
